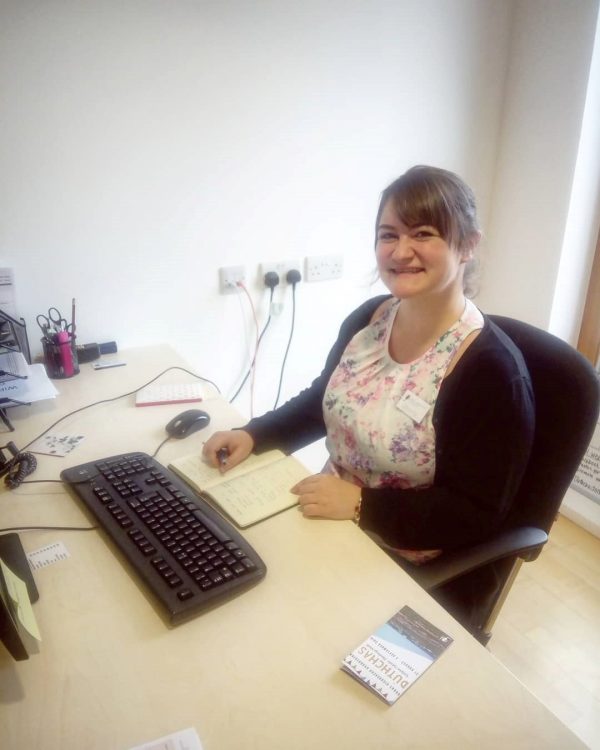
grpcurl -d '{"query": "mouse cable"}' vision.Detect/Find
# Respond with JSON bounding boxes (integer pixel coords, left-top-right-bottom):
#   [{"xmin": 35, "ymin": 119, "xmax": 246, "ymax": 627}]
[
  {"xmin": 0, "ymin": 525, "xmax": 98, "ymax": 533},
  {"xmin": 230, "ymin": 285, "xmax": 276, "ymax": 404},
  {"xmin": 151, "ymin": 435, "xmax": 172, "ymax": 458},
  {"xmin": 273, "ymin": 271, "xmax": 301, "ymax": 409},
  {"xmin": 20, "ymin": 365, "xmax": 222, "ymax": 453}
]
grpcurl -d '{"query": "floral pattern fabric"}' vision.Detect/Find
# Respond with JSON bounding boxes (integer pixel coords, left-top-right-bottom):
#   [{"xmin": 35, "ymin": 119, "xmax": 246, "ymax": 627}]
[{"xmin": 322, "ymin": 297, "xmax": 484, "ymax": 563}]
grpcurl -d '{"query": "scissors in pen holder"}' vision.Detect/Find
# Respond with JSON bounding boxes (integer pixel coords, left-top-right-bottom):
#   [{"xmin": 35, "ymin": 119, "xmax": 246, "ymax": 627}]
[
  {"xmin": 37, "ymin": 307, "xmax": 74, "ymax": 340},
  {"xmin": 37, "ymin": 306, "xmax": 79, "ymax": 378}
]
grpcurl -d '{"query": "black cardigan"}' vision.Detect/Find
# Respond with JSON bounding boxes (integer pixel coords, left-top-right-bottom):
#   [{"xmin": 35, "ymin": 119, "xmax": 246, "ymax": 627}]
[{"xmin": 243, "ymin": 296, "xmax": 535, "ymax": 552}]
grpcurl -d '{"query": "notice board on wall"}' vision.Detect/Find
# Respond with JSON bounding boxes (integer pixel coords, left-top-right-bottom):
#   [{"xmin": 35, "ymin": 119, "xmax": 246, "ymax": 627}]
[{"xmin": 571, "ymin": 420, "xmax": 600, "ymax": 506}]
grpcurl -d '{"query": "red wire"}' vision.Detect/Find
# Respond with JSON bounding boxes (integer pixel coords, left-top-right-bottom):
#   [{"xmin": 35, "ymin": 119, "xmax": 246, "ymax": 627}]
[{"xmin": 237, "ymin": 282, "xmax": 260, "ymax": 417}]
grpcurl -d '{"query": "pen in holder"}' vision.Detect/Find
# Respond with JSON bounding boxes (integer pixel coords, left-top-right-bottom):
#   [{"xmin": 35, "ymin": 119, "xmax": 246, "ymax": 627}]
[{"xmin": 41, "ymin": 332, "xmax": 79, "ymax": 379}]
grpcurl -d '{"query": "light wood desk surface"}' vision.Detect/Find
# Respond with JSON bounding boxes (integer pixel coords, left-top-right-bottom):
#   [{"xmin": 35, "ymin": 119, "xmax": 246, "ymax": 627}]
[{"xmin": 0, "ymin": 346, "xmax": 586, "ymax": 749}]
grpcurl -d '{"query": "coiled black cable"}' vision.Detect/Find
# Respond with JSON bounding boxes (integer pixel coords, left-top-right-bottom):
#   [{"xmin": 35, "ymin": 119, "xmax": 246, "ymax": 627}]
[{"xmin": 3, "ymin": 451, "xmax": 38, "ymax": 489}]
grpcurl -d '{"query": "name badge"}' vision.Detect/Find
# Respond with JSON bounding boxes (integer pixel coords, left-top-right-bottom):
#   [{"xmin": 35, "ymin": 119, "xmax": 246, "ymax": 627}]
[{"xmin": 396, "ymin": 391, "xmax": 430, "ymax": 424}]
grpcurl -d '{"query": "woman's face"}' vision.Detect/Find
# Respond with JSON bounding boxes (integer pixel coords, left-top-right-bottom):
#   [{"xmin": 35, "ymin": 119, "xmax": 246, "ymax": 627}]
[{"xmin": 375, "ymin": 200, "xmax": 468, "ymax": 301}]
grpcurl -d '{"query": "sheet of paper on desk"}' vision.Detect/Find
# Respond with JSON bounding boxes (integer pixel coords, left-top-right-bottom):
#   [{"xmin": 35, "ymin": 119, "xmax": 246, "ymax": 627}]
[
  {"xmin": 28, "ymin": 432, "xmax": 85, "ymax": 457},
  {"xmin": 27, "ymin": 542, "xmax": 71, "ymax": 570},
  {"xmin": 128, "ymin": 727, "xmax": 203, "ymax": 750},
  {"xmin": 0, "ymin": 362, "xmax": 58, "ymax": 402}
]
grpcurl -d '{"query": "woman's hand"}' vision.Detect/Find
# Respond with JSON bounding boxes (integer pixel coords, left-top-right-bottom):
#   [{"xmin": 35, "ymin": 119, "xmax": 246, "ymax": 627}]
[
  {"xmin": 202, "ymin": 430, "xmax": 254, "ymax": 473},
  {"xmin": 291, "ymin": 474, "xmax": 361, "ymax": 520}
]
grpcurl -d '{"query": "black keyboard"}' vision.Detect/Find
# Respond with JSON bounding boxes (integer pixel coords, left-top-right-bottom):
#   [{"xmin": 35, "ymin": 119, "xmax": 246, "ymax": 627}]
[{"xmin": 61, "ymin": 452, "xmax": 266, "ymax": 624}]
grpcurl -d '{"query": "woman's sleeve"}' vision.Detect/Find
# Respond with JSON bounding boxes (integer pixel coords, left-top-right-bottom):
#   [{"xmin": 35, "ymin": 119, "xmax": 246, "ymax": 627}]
[
  {"xmin": 243, "ymin": 296, "xmax": 388, "ymax": 455},
  {"xmin": 242, "ymin": 369, "xmax": 329, "ymax": 455},
  {"xmin": 359, "ymin": 355, "xmax": 535, "ymax": 551}
]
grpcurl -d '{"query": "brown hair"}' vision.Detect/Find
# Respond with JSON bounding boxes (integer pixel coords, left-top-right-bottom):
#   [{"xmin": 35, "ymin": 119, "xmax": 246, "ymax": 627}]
[{"xmin": 375, "ymin": 165, "xmax": 481, "ymax": 295}]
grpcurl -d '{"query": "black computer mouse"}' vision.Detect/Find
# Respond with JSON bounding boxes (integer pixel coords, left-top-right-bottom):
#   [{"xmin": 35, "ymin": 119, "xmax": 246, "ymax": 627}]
[{"xmin": 165, "ymin": 409, "xmax": 211, "ymax": 439}]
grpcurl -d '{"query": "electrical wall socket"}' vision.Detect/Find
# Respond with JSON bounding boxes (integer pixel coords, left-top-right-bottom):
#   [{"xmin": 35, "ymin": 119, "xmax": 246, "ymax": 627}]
[
  {"xmin": 304, "ymin": 254, "xmax": 344, "ymax": 282},
  {"xmin": 219, "ymin": 265, "xmax": 246, "ymax": 294},
  {"xmin": 259, "ymin": 259, "xmax": 302, "ymax": 286}
]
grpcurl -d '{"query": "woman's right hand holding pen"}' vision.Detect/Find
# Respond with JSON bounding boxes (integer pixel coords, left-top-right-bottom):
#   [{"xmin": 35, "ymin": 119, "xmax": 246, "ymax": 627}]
[{"xmin": 203, "ymin": 430, "xmax": 254, "ymax": 473}]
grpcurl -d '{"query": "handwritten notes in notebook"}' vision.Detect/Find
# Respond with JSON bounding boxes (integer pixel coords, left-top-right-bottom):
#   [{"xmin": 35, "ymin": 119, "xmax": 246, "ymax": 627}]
[{"xmin": 169, "ymin": 449, "xmax": 309, "ymax": 528}]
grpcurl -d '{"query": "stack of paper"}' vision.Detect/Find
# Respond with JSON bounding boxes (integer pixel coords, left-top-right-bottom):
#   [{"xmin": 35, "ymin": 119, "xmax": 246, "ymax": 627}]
[
  {"xmin": 0, "ymin": 351, "xmax": 29, "ymax": 383},
  {"xmin": 0, "ymin": 355, "xmax": 58, "ymax": 405}
]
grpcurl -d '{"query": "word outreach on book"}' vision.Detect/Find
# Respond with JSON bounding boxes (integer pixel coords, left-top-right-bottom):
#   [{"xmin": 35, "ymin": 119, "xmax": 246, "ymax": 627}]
[
  {"xmin": 169, "ymin": 449, "xmax": 309, "ymax": 528},
  {"xmin": 341, "ymin": 605, "xmax": 453, "ymax": 705}
]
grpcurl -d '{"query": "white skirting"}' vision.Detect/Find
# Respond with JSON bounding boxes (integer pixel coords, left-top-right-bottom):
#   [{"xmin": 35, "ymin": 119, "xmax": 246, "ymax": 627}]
[{"xmin": 560, "ymin": 486, "xmax": 600, "ymax": 539}]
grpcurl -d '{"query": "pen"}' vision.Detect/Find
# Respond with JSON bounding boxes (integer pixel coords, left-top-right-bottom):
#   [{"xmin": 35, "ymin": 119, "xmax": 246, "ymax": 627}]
[
  {"xmin": 71, "ymin": 297, "xmax": 76, "ymax": 337},
  {"xmin": 92, "ymin": 361, "xmax": 126, "ymax": 370},
  {"xmin": 217, "ymin": 448, "xmax": 229, "ymax": 467}
]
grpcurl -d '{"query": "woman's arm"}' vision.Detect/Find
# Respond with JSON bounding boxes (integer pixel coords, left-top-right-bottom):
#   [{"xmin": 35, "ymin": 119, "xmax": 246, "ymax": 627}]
[{"xmin": 243, "ymin": 296, "xmax": 389, "ymax": 454}]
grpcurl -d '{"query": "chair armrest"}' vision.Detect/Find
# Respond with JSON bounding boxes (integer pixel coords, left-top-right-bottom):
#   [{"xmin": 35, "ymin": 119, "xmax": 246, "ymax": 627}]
[{"xmin": 405, "ymin": 526, "xmax": 548, "ymax": 591}]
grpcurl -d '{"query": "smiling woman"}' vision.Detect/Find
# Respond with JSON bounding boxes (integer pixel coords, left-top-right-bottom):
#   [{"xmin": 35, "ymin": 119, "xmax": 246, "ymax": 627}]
[
  {"xmin": 203, "ymin": 165, "xmax": 535, "ymax": 630},
  {"xmin": 375, "ymin": 165, "xmax": 481, "ymax": 297},
  {"xmin": 373, "ymin": 166, "xmax": 482, "ymax": 364}
]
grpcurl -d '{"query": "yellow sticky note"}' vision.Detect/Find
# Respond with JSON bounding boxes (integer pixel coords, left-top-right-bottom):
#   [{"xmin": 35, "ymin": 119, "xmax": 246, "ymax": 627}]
[{"xmin": 0, "ymin": 559, "xmax": 41, "ymax": 641}]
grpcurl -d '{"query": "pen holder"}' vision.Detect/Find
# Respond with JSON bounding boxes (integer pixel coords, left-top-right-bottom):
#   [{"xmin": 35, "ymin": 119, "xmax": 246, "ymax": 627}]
[{"xmin": 42, "ymin": 333, "xmax": 80, "ymax": 379}]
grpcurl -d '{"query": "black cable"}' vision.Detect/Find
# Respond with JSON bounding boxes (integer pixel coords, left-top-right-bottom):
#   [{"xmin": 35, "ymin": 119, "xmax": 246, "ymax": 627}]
[
  {"xmin": 4, "ymin": 452, "xmax": 37, "ymax": 488},
  {"xmin": 0, "ymin": 443, "xmax": 38, "ymax": 489},
  {"xmin": 273, "ymin": 270, "xmax": 301, "ymax": 409},
  {"xmin": 20, "ymin": 479, "xmax": 63, "ymax": 485},
  {"xmin": 0, "ymin": 525, "xmax": 98, "ymax": 533},
  {"xmin": 18, "ymin": 435, "xmax": 172, "ymax": 484},
  {"xmin": 13, "ymin": 432, "xmax": 170, "ymax": 487},
  {"xmin": 230, "ymin": 278, "xmax": 278, "ymax": 404},
  {"xmin": 151, "ymin": 436, "xmax": 172, "ymax": 458},
  {"xmin": 21, "ymin": 365, "xmax": 221, "ymax": 452}
]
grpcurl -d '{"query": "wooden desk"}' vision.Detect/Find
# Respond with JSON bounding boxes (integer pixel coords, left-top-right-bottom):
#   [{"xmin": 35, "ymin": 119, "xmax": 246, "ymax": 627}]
[{"xmin": 0, "ymin": 346, "xmax": 586, "ymax": 749}]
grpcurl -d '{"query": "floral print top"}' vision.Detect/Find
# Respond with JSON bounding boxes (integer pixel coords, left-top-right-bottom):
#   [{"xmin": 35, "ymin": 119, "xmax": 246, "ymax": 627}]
[{"xmin": 322, "ymin": 297, "xmax": 484, "ymax": 564}]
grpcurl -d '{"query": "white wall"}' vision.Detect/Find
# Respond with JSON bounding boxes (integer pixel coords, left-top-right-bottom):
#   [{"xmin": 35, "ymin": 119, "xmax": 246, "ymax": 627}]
[
  {"xmin": 474, "ymin": 0, "xmax": 600, "ymax": 537},
  {"xmin": 1, "ymin": 0, "xmax": 513, "ymax": 420},
  {"xmin": 549, "ymin": 8, "xmax": 600, "ymax": 345},
  {"xmin": 478, "ymin": 0, "xmax": 600, "ymax": 331}
]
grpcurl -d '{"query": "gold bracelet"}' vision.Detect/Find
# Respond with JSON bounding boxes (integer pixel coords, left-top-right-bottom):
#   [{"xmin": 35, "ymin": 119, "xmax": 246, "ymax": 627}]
[{"xmin": 353, "ymin": 494, "xmax": 362, "ymax": 525}]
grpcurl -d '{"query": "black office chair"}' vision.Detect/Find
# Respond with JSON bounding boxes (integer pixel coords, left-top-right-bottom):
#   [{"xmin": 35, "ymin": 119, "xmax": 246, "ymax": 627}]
[{"xmin": 406, "ymin": 315, "xmax": 600, "ymax": 645}]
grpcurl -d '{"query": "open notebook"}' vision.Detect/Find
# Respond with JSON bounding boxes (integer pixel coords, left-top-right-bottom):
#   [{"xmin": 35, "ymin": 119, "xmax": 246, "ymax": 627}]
[{"xmin": 169, "ymin": 450, "xmax": 310, "ymax": 528}]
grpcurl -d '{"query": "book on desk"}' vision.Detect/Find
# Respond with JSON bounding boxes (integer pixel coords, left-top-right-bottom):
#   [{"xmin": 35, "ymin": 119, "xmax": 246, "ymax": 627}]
[
  {"xmin": 169, "ymin": 449, "xmax": 310, "ymax": 528},
  {"xmin": 341, "ymin": 605, "xmax": 453, "ymax": 705}
]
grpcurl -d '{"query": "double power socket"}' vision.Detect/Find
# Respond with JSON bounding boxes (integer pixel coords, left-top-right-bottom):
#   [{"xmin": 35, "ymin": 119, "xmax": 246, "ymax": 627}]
[{"xmin": 219, "ymin": 255, "xmax": 343, "ymax": 294}]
